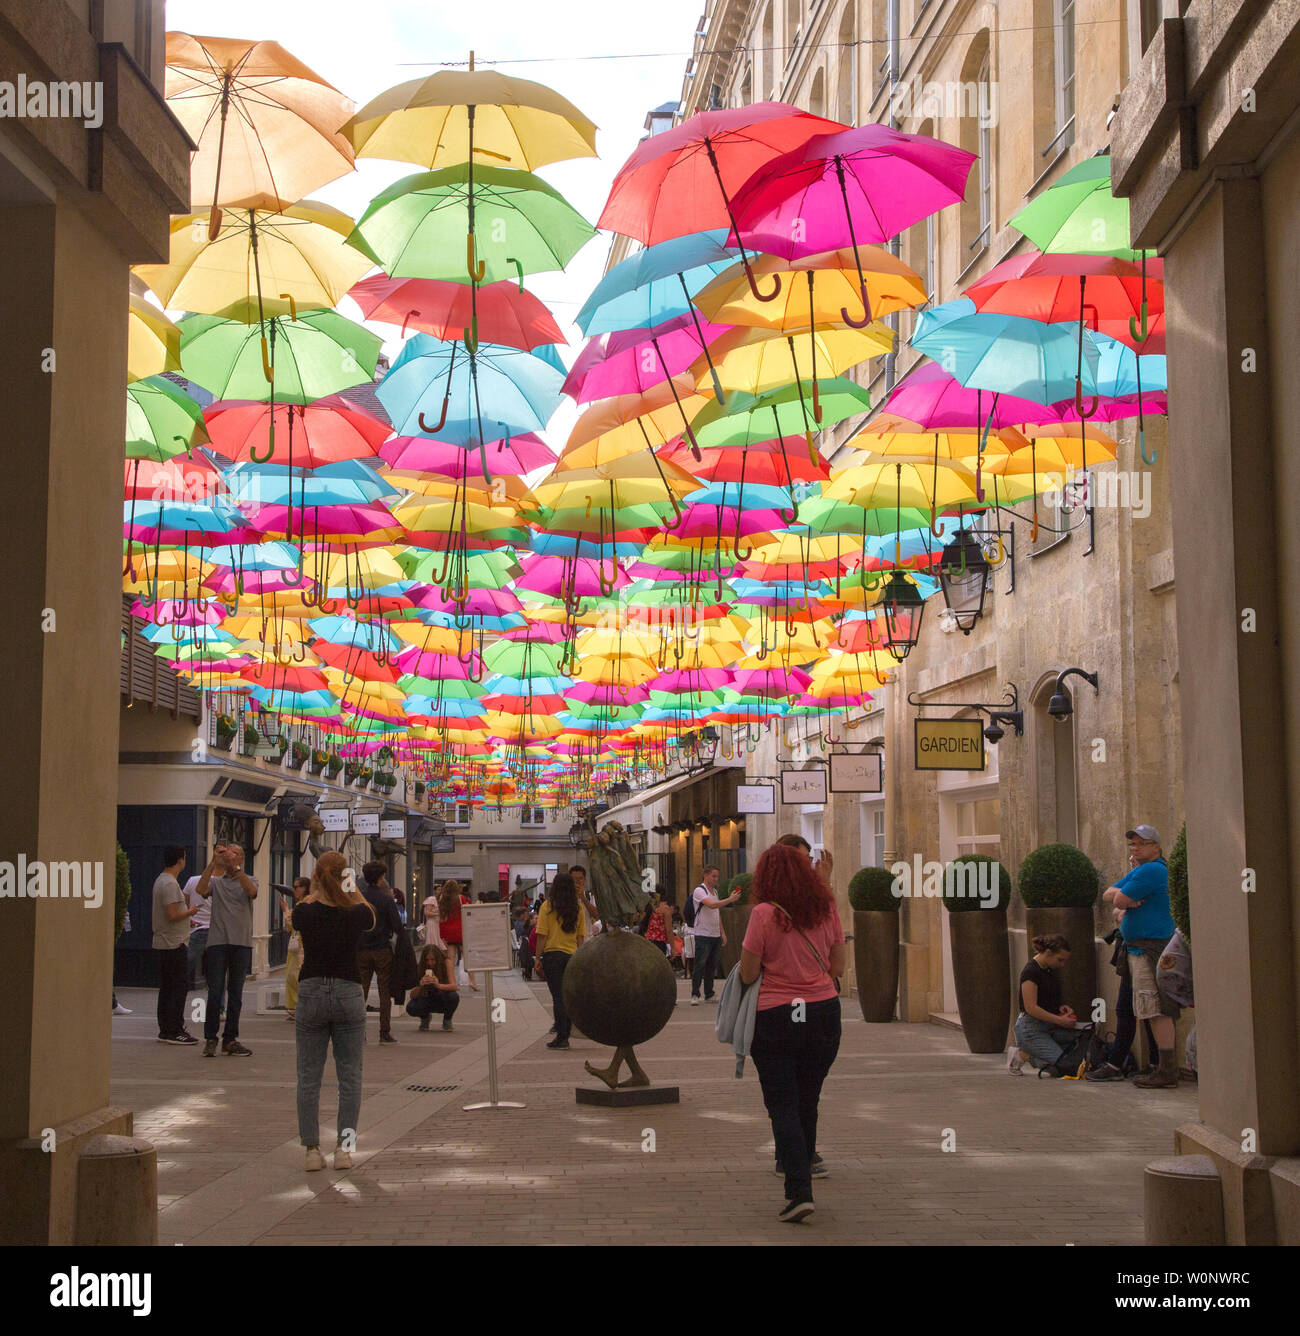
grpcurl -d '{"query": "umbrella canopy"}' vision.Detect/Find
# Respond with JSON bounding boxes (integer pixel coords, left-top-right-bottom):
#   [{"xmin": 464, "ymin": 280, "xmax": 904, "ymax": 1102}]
[{"xmin": 348, "ymin": 274, "xmax": 564, "ymax": 348}]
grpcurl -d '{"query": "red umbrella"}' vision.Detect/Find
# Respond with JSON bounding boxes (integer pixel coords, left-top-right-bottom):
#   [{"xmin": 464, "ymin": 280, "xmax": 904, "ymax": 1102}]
[
  {"xmin": 964, "ymin": 252, "xmax": 1166, "ymax": 353},
  {"xmin": 659, "ymin": 439, "xmax": 829, "ymax": 487},
  {"xmin": 598, "ymin": 103, "xmax": 845, "ymax": 301},
  {"xmin": 203, "ymin": 394, "xmax": 391, "ymax": 466},
  {"xmin": 348, "ymin": 274, "xmax": 565, "ymax": 349}
]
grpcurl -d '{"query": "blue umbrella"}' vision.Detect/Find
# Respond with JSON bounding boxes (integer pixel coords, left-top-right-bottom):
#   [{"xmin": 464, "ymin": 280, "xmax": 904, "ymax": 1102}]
[
  {"xmin": 224, "ymin": 459, "xmax": 397, "ymax": 508},
  {"xmin": 377, "ymin": 335, "xmax": 563, "ymax": 479},
  {"xmin": 307, "ymin": 615, "xmax": 399, "ymax": 653},
  {"xmin": 911, "ymin": 298, "xmax": 1101, "ymax": 407}
]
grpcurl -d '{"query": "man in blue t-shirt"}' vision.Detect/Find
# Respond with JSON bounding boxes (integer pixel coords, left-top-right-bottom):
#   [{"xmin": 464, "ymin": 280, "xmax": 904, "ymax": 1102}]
[{"xmin": 1102, "ymin": 824, "xmax": 1179, "ymax": 1088}]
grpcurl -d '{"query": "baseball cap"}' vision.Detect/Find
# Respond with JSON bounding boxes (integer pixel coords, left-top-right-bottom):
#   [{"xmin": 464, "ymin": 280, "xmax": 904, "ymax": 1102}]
[{"xmin": 1125, "ymin": 824, "xmax": 1161, "ymax": 843}]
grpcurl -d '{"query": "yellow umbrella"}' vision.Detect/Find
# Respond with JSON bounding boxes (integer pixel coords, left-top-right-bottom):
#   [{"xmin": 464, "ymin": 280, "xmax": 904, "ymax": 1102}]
[
  {"xmin": 531, "ymin": 453, "xmax": 702, "ymax": 511},
  {"xmin": 127, "ymin": 294, "xmax": 182, "ymax": 382},
  {"xmin": 341, "ymin": 65, "xmax": 598, "ymax": 170},
  {"xmin": 564, "ymin": 378, "xmax": 712, "ymax": 464},
  {"xmin": 165, "ymin": 33, "xmax": 356, "ymax": 234},
  {"xmin": 694, "ymin": 246, "xmax": 927, "ymax": 332},
  {"xmin": 691, "ymin": 323, "xmax": 892, "ymax": 397},
  {"xmin": 133, "ymin": 201, "xmax": 372, "ymax": 323}
]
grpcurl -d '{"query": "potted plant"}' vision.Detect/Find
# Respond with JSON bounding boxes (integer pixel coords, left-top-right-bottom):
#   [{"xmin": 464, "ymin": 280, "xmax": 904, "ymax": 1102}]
[
  {"xmin": 307, "ymin": 747, "xmax": 328, "ymax": 777},
  {"xmin": 376, "ymin": 770, "xmax": 396, "ymax": 794},
  {"xmin": 325, "ymin": 752, "xmax": 343, "ymax": 780},
  {"xmin": 242, "ymin": 721, "xmax": 260, "ymax": 754},
  {"xmin": 848, "ymin": 866, "xmax": 901, "ymax": 1022},
  {"xmin": 359, "ymin": 765, "xmax": 374, "ymax": 788},
  {"xmin": 1168, "ymin": 822, "xmax": 1190, "ymax": 942},
  {"xmin": 214, "ymin": 713, "xmax": 237, "ymax": 752},
  {"xmin": 288, "ymin": 739, "xmax": 309, "ymax": 771},
  {"xmin": 716, "ymin": 872, "xmax": 754, "ymax": 976},
  {"xmin": 943, "ymin": 854, "xmax": 1012, "ymax": 1054},
  {"xmin": 1017, "ymin": 843, "xmax": 1101, "ymax": 1020},
  {"xmin": 414, "ymin": 781, "xmax": 426, "ymax": 802}
]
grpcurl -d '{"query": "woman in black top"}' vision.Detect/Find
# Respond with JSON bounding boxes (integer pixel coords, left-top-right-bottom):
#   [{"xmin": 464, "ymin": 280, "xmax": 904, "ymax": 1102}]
[
  {"xmin": 293, "ymin": 851, "xmax": 375, "ymax": 1172},
  {"xmin": 1011, "ymin": 934, "xmax": 1079, "ymax": 1077}
]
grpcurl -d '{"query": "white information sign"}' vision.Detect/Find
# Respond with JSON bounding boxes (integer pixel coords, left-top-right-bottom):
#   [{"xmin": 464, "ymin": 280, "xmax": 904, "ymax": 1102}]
[
  {"xmin": 780, "ymin": 768, "xmax": 828, "ymax": 804},
  {"xmin": 380, "ymin": 819, "xmax": 406, "ymax": 839},
  {"xmin": 461, "ymin": 902, "xmax": 512, "ymax": 972},
  {"xmin": 737, "ymin": 783, "xmax": 776, "ymax": 814},
  {"xmin": 830, "ymin": 751, "xmax": 884, "ymax": 793},
  {"xmin": 319, "ymin": 808, "xmax": 349, "ymax": 832},
  {"xmin": 353, "ymin": 812, "xmax": 380, "ymax": 834}
]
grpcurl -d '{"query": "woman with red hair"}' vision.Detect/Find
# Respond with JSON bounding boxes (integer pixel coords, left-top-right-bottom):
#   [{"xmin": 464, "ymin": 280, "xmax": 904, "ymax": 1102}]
[{"xmin": 739, "ymin": 841, "xmax": 846, "ymax": 1224}]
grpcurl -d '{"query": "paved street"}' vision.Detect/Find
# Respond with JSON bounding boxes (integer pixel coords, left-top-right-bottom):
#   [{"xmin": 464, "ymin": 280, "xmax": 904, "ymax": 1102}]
[{"xmin": 110, "ymin": 971, "xmax": 1196, "ymax": 1246}]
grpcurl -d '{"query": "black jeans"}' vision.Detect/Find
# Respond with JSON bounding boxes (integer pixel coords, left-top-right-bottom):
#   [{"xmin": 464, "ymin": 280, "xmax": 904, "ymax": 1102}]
[
  {"xmin": 204, "ymin": 943, "xmax": 251, "ymax": 1042},
  {"xmin": 750, "ymin": 998, "xmax": 842, "ymax": 1204},
  {"xmin": 1109, "ymin": 972, "xmax": 1157, "ymax": 1069},
  {"xmin": 691, "ymin": 934, "xmax": 722, "ymax": 998},
  {"xmin": 156, "ymin": 944, "xmax": 188, "ymax": 1036},
  {"xmin": 405, "ymin": 989, "xmax": 460, "ymax": 1023},
  {"xmin": 542, "ymin": 951, "xmax": 573, "ymax": 1041}
]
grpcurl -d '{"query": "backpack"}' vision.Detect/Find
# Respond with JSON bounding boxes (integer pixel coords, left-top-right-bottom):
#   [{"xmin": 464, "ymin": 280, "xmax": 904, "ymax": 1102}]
[
  {"xmin": 1040, "ymin": 1026, "xmax": 1096, "ymax": 1079},
  {"xmin": 684, "ymin": 886, "xmax": 702, "ymax": 928}
]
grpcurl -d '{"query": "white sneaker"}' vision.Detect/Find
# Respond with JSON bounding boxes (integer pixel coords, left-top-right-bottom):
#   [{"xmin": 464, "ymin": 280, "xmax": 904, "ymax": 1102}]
[
  {"xmin": 113, "ymin": 1002, "xmax": 132, "ymax": 1015},
  {"xmin": 1007, "ymin": 1046, "xmax": 1025, "ymax": 1075},
  {"xmin": 304, "ymin": 1147, "xmax": 326, "ymax": 1172},
  {"xmin": 690, "ymin": 997, "xmax": 700, "ymax": 1007},
  {"xmin": 333, "ymin": 1147, "xmax": 353, "ymax": 1170}
]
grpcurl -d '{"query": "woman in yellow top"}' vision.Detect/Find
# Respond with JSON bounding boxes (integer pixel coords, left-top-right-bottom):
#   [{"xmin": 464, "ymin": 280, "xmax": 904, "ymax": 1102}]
[{"xmin": 535, "ymin": 872, "xmax": 587, "ymax": 1050}]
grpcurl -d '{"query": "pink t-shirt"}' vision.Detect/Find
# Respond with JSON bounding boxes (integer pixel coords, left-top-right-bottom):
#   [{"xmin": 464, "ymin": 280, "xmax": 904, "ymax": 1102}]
[{"xmin": 742, "ymin": 900, "xmax": 844, "ymax": 1011}]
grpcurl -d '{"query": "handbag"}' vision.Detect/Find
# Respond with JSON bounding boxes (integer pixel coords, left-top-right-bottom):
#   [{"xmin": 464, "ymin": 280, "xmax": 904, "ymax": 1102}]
[{"xmin": 769, "ymin": 902, "xmax": 841, "ymax": 994}]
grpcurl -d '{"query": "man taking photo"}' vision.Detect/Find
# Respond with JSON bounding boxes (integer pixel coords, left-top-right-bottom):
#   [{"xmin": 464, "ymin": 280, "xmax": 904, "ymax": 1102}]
[{"xmin": 195, "ymin": 843, "xmax": 258, "ymax": 1057}]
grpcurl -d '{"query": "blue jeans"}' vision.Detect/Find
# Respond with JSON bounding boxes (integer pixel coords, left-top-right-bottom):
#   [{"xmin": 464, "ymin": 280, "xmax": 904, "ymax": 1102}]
[
  {"xmin": 204, "ymin": 944, "xmax": 251, "ymax": 1042},
  {"xmin": 295, "ymin": 977, "xmax": 366, "ymax": 1148},
  {"xmin": 187, "ymin": 928, "xmax": 208, "ymax": 991},
  {"xmin": 750, "ymin": 998, "xmax": 842, "ymax": 1204},
  {"xmin": 691, "ymin": 934, "xmax": 722, "ymax": 998},
  {"xmin": 1014, "ymin": 1014, "xmax": 1077, "ymax": 1068}
]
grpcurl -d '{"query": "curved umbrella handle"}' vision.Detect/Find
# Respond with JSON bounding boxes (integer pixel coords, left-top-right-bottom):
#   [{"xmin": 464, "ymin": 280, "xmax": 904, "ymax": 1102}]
[
  {"xmin": 418, "ymin": 399, "xmax": 450, "ymax": 434},
  {"xmin": 840, "ymin": 281, "xmax": 873, "ymax": 329},
  {"xmin": 804, "ymin": 429, "xmax": 818, "ymax": 467},
  {"xmin": 465, "ymin": 316, "xmax": 479, "ymax": 354},
  {"xmin": 466, "ymin": 234, "xmax": 486, "ymax": 282},
  {"xmin": 248, "ymin": 409, "xmax": 276, "ymax": 464},
  {"xmin": 811, "ymin": 377, "xmax": 823, "ymax": 424},
  {"xmin": 291, "ymin": 635, "xmax": 308, "ymax": 664},
  {"xmin": 1128, "ymin": 300, "xmax": 1149, "ymax": 344},
  {"xmin": 279, "ymin": 294, "xmax": 298, "ymax": 323},
  {"xmin": 734, "ymin": 531, "xmax": 753, "ymax": 562},
  {"xmin": 260, "ymin": 334, "xmax": 273, "ymax": 383},
  {"xmin": 207, "ymin": 205, "xmax": 223, "ymax": 242},
  {"xmin": 1138, "ymin": 426, "xmax": 1158, "ymax": 466},
  {"xmin": 894, "ymin": 537, "xmax": 918, "ymax": 570},
  {"xmin": 988, "ymin": 530, "xmax": 1006, "ymax": 565},
  {"xmin": 930, "ymin": 507, "xmax": 946, "ymax": 538},
  {"xmin": 1074, "ymin": 381, "xmax": 1099, "ymax": 420},
  {"xmin": 400, "ymin": 308, "xmax": 420, "ymax": 338},
  {"xmin": 975, "ymin": 456, "xmax": 986, "ymax": 504},
  {"xmin": 317, "ymin": 596, "xmax": 339, "ymax": 615},
  {"xmin": 743, "ymin": 254, "xmax": 782, "ymax": 303},
  {"xmin": 507, "ymin": 258, "xmax": 525, "ymax": 292}
]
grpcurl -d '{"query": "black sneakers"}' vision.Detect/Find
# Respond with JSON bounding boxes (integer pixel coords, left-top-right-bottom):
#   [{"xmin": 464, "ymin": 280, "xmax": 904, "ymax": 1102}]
[
  {"xmin": 203, "ymin": 1038, "xmax": 217, "ymax": 1057},
  {"xmin": 778, "ymin": 1200, "xmax": 815, "ymax": 1223},
  {"xmin": 223, "ymin": 1040, "xmax": 252, "ymax": 1056},
  {"xmin": 546, "ymin": 1038, "xmax": 569, "ymax": 1049},
  {"xmin": 158, "ymin": 1031, "xmax": 198, "ymax": 1045},
  {"xmin": 379, "ymin": 1034, "xmax": 397, "ymax": 1044}
]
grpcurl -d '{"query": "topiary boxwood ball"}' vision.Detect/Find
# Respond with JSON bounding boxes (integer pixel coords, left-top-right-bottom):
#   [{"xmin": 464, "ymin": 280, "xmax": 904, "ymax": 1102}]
[
  {"xmin": 848, "ymin": 866, "xmax": 901, "ymax": 911},
  {"xmin": 1167, "ymin": 822, "xmax": 1189, "ymax": 942},
  {"xmin": 1017, "ymin": 842, "xmax": 1101, "ymax": 909},
  {"xmin": 942, "ymin": 854, "xmax": 1011, "ymax": 912}
]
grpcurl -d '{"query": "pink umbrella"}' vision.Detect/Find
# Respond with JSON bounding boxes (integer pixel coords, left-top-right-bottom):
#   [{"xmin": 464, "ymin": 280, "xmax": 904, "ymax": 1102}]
[
  {"xmin": 515, "ymin": 554, "xmax": 630, "ymax": 599},
  {"xmin": 648, "ymin": 667, "xmax": 731, "ymax": 693},
  {"xmin": 131, "ymin": 597, "xmax": 225, "ymax": 626},
  {"xmin": 729, "ymin": 124, "xmax": 975, "ymax": 326},
  {"xmin": 563, "ymin": 317, "xmax": 732, "ymax": 404},
  {"xmin": 667, "ymin": 502, "xmax": 783, "ymax": 541},
  {"xmin": 405, "ymin": 585, "xmax": 523, "ymax": 616},
  {"xmin": 727, "ymin": 666, "xmax": 812, "ymax": 698},
  {"xmin": 396, "ymin": 649, "xmax": 480, "ymax": 680},
  {"xmin": 379, "ymin": 432, "xmax": 556, "ymax": 478},
  {"xmin": 567, "ymin": 679, "xmax": 650, "ymax": 705}
]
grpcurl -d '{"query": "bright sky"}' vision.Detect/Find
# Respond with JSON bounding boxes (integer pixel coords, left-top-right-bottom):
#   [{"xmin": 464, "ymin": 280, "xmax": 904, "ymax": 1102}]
[{"xmin": 164, "ymin": 0, "xmax": 710, "ymax": 454}]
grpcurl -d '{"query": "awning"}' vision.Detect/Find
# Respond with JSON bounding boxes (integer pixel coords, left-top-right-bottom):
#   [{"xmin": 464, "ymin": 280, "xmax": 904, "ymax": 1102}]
[{"xmin": 597, "ymin": 766, "xmax": 721, "ymax": 832}]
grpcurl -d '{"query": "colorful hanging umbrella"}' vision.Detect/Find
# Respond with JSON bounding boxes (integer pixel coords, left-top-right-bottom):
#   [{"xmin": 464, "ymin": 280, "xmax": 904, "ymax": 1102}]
[{"xmin": 348, "ymin": 274, "xmax": 564, "ymax": 348}]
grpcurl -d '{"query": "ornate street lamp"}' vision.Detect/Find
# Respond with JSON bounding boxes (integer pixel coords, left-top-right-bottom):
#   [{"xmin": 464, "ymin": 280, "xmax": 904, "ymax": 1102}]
[
  {"xmin": 606, "ymin": 779, "xmax": 632, "ymax": 807},
  {"xmin": 878, "ymin": 571, "xmax": 926, "ymax": 662},
  {"xmin": 937, "ymin": 530, "xmax": 991, "ymax": 633}
]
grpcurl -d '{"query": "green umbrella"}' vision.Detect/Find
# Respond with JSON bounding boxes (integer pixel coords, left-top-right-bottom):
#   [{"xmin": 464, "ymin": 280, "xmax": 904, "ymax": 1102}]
[
  {"xmin": 179, "ymin": 311, "xmax": 381, "ymax": 406},
  {"xmin": 1009, "ymin": 156, "xmax": 1150, "ymax": 261},
  {"xmin": 346, "ymin": 165, "xmax": 595, "ymax": 284},
  {"xmin": 482, "ymin": 639, "xmax": 567, "ymax": 677},
  {"xmin": 126, "ymin": 376, "xmax": 210, "ymax": 461}
]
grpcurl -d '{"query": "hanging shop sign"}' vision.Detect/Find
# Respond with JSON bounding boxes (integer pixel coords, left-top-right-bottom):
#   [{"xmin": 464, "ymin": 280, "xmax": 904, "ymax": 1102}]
[
  {"xmin": 780, "ymin": 768, "xmax": 828, "ymax": 805},
  {"xmin": 914, "ymin": 718, "xmax": 986, "ymax": 771},
  {"xmin": 319, "ymin": 807, "xmax": 349, "ymax": 832},
  {"xmin": 353, "ymin": 812, "xmax": 380, "ymax": 834},
  {"xmin": 830, "ymin": 751, "xmax": 883, "ymax": 793},
  {"xmin": 380, "ymin": 819, "xmax": 406, "ymax": 839},
  {"xmin": 737, "ymin": 783, "xmax": 775, "ymax": 814}
]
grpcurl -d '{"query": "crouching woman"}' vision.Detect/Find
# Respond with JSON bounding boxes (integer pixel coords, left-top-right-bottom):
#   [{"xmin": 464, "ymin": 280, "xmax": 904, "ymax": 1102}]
[
  {"xmin": 1012, "ymin": 934, "xmax": 1079, "ymax": 1076},
  {"xmin": 406, "ymin": 942, "xmax": 460, "ymax": 1032}
]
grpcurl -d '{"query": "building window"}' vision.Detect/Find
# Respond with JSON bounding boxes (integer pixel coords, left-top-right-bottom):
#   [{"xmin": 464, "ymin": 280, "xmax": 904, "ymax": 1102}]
[
  {"xmin": 1053, "ymin": 0, "xmax": 1076, "ymax": 149},
  {"xmin": 444, "ymin": 803, "xmax": 472, "ymax": 826},
  {"xmin": 837, "ymin": 5, "xmax": 856, "ymax": 124},
  {"xmin": 809, "ymin": 68, "xmax": 826, "ymax": 117},
  {"xmin": 976, "ymin": 51, "xmax": 992, "ymax": 250},
  {"xmin": 1139, "ymin": 0, "xmax": 1161, "ymax": 52},
  {"xmin": 520, "ymin": 806, "xmax": 546, "ymax": 827},
  {"xmin": 860, "ymin": 802, "xmax": 886, "ymax": 866},
  {"xmin": 954, "ymin": 797, "xmax": 1000, "ymax": 858}
]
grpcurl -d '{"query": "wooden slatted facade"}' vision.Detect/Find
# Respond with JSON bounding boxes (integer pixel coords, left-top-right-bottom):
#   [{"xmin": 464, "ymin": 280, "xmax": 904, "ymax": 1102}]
[{"xmin": 119, "ymin": 593, "xmax": 202, "ymax": 719}]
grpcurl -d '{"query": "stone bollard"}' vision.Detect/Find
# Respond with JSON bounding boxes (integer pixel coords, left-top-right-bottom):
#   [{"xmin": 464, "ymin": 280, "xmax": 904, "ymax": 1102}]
[
  {"xmin": 75, "ymin": 1135, "xmax": 157, "ymax": 1245},
  {"xmin": 1144, "ymin": 1155, "xmax": 1225, "ymax": 1245}
]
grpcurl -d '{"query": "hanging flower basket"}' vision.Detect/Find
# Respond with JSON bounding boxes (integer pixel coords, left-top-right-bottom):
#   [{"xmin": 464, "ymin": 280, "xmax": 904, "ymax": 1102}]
[
  {"xmin": 214, "ymin": 713, "xmax": 237, "ymax": 752},
  {"xmin": 288, "ymin": 739, "xmax": 309, "ymax": 771},
  {"xmin": 325, "ymin": 753, "xmax": 343, "ymax": 778},
  {"xmin": 307, "ymin": 747, "xmax": 328, "ymax": 776}
]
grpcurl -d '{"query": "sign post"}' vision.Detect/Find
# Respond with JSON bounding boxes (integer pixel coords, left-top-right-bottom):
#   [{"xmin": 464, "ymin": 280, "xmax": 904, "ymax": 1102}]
[
  {"xmin": 913, "ymin": 718, "xmax": 986, "ymax": 771},
  {"xmin": 460, "ymin": 903, "xmax": 524, "ymax": 1112}
]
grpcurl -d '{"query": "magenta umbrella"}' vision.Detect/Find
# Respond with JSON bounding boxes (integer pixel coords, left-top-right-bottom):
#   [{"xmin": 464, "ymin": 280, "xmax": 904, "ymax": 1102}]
[
  {"xmin": 405, "ymin": 585, "xmax": 522, "ymax": 616},
  {"xmin": 515, "ymin": 553, "xmax": 630, "ymax": 599},
  {"xmin": 567, "ymin": 678, "xmax": 650, "ymax": 705},
  {"xmin": 396, "ymin": 648, "xmax": 481, "ymax": 680},
  {"xmin": 649, "ymin": 667, "xmax": 731, "ymax": 693},
  {"xmin": 379, "ymin": 431, "xmax": 556, "ymax": 478},
  {"xmin": 667, "ymin": 501, "xmax": 783, "ymax": 541},
  {"xmin": 729, "ymin": 124, "xmax": 974, "ymax": 326},
  {"xmin": 563, "ymin": 317, "xmax": 732, "ymax": 404},
  {"xmin": 727, "ymin": 666, "xmax": 812, "ymax": 699}
]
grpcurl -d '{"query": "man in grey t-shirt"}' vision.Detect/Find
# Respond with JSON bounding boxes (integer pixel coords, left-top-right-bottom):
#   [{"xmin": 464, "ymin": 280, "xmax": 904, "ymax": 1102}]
[
  {"xmin": 153, "ymin": 845, "xmax": 199, "ymax": 1044},
  {"xmin": 195, "ymin": 843, "xmax": 259, "ymax": 1056}
]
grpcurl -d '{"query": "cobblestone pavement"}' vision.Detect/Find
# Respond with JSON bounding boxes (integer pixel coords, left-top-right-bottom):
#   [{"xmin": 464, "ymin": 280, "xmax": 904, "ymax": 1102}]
[{"xmin": 109, "ymin": 972, "xmax": 1196, "ymax": 1245}]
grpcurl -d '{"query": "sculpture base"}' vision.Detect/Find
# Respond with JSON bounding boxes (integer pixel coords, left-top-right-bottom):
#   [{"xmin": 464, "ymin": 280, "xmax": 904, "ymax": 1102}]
[{"xmin": 575, "ymin": 1085, "xmax": 680, "ymax": 1107}]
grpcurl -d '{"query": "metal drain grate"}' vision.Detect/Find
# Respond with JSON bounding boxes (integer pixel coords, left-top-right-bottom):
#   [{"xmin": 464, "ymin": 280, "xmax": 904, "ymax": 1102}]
[{"xmin": 406, "ymin": 1083, "xmax": 460, "ymax": 1093}]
